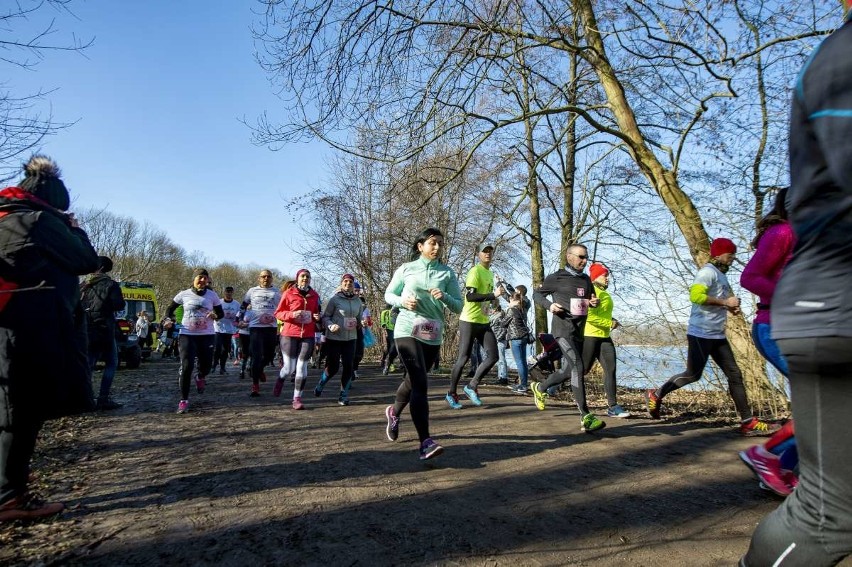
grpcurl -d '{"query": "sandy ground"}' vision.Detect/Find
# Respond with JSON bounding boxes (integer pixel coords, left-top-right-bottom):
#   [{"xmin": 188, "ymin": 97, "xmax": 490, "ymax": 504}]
[{"xmin": 2, "ymin": 356, "xmax": 834, "ymax": 566}]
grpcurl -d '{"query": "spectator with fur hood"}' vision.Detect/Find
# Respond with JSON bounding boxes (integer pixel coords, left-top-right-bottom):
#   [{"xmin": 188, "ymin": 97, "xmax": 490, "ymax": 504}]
[{"xmin": 0, "ymin": 155, "xmax": 99, "ymax": 522}]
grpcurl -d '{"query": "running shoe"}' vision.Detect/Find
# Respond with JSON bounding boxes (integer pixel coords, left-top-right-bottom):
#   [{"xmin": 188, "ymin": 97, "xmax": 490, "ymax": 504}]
[
  {"xmin": 177, "ymin": 400, "xmax": 189, "ymax": 414},
  {"xmin": 0, "ymin": 494, "xmax": 64, "ymax": 523},
  {"xmin": 419, "ymin": 437, "xmax": 444, "ymax": 460},
  {"xmin": 581, "ymin": 413, "xmax": 606, "ymax": 432},
  {"xmin": 389, "ymin": 364, "xmax": 397, "ymax": 372},
  {"xmin": 259, "ymin": 371, "xmax": 267, "ymax": 383},
  {"xmin": 381, "ymin": 366, "xmax": 389, "ymax": 376},
  {"xmin": 445, "ymin": 392, "xmax": 463, "ymax": 410},
  {"xmin": 385, "ymin": 405, "xmax": 399, "ymax": 441},
  {"xmin": 239, "ymin": 370, "xmax": 245, "ymax": 380},
  {"xmin": 272, "ymin": 378, "xmax": 285, "ymax": 398},
  {"xmin": 463, "ymin": 385, "xmax": 482, "ymax": 406},
  {"xmin": 314, "ymin": 372, "xmax": 328, "ymax": 397},
  {"xmin": 195, "ymin": 375, "xmax": 206, "ymax": 394},
  {"xmin": 646, "ymin": 389, "xmax": 661, "ymax": 419},
  {"xmin": 607, "ymin": 404, "xmax": 631, "ymax": 418},
  {"xmin": 739, "ymin": 417, "xmax": 782, "ymax": 437},
  {"xmin": 338, "ymin": 393, "xmax": 349, "ymax": 406},
  {"xmin": 218, "ymin": 367, "xmax": 226, "ymax": 375},
  {"xmin": 233, "ymin": 359, "xmax": 240, "ymax": 367},
  {"xmin": 738, "ymin": 445, "xmax": 792, "ymax": 497},
  {"xmin": 292, "ymin": 397, "xmax": 304, "ymax": 410},
  {"xmin": 531, "ymin": 382, "xmax": 547, "ymax": 411},
  {"xmin": 250, "ymin": 383, "xmax": 260, "ymax": 397},
  {"xmin": 511, "ymin": 384, "xmax": 528, "ymax": 394},
  {"xmin": 496, "ymin": 378, "xmax": 509, "ymax": 386}
]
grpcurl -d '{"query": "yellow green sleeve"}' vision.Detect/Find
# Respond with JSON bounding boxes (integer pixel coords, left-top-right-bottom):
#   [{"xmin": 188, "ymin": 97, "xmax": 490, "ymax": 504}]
[{"xmin": 689, "ymin": 283, "xmax": 709, "ymax": 305}]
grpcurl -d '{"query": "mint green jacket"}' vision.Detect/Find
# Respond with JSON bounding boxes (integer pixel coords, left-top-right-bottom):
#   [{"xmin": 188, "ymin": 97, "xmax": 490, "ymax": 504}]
[{"xmin": 384, "ymin": 256, "xmax": 463, "ymax": 345}]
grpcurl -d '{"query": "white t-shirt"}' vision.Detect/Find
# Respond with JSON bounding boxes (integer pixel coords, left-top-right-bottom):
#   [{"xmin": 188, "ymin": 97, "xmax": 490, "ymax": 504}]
[
  {"xmin": 214, "ymin": 299, "xmax": 241, "ymax": 334},
  {"xmin": 242, "ymin": 286, "xmax": 282, "ymax": 328},
  {"xmin": 173, "ymin": 288, "xmax": 223, "ymax": 335}
]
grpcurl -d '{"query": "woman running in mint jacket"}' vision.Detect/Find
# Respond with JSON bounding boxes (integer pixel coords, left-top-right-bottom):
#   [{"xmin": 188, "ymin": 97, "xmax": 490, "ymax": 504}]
[{"xmin": 383, "ymin": 228, "xmax": 463, "ymax": 460}]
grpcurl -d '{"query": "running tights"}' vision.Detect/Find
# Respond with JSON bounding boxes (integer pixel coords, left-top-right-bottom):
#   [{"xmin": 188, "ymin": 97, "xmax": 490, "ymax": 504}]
[
  {"xmin": 656, "ymin": 334, "xmax": 751, "ymax": 420},
  {"xmin": 393, "ymin": 337, "xmax": 440, "ymax": 443},
  {"xmin": 449, "ymin": 321, "xmax": 498, "ymax": 393},
  {"xmin": 538, "ymin": 336, "xmax": 589, "ymax": 415},
  {"xmin": 279, "ymin": 336, "xmax": 315, "ymax": 396},
  {"xmin": 178, "ymin": 334, "xmax": 214, "ymax": 400},
  {"xmin": 743, "ymin": 337, "xmax": 852, "ymax": 566}
]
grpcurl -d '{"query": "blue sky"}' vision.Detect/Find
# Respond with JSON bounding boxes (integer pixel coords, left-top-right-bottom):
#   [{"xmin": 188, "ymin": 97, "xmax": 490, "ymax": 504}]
[{"xmin": 8, "ymin": 0, "xmax": 327, "ymax": 273}]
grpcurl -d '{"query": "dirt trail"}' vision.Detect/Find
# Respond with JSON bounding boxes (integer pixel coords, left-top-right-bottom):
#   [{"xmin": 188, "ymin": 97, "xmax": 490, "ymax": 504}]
[{"xmin": 0, "ymin": 358, "xmax": 820, "ymax": 566}]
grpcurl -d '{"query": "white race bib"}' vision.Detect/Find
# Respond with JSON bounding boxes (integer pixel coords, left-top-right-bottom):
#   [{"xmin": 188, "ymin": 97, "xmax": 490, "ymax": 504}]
[
  {"xmin": 259, "ymin": 313, "xmax": 276, "ymax": 325},
  {"xmin": 343, "ymin": 317, "xmax": 357, "ymax": 330},
  {"xmin": 411, "ymin": 317, "xmax": 442, "ymax": 341},
  {"xmin": 296, "ymin": 310, "xmax": 312, "ymax": 324},
  {"xmin": 570, "ymin": 298, "xmax": 589, "ymax": 316}
]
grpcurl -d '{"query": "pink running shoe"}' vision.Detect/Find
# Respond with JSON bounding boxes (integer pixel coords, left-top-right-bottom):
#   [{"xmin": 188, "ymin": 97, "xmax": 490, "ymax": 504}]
[
  {"xmin": 273, "ymin": 378, "xmax": 284, "ymax": 397},
  {"xmin": 177, "ymin": 400, "xmax": 189, "ymax": 414},
  {"xmin": 739, "ymin": 445, "xmax": 792, "ymax": 497},
  {"xmin": 292, "ymin": 397, "xmax": 304, "ymax": 410},
  {"xmin": 195, "ymin": 375, "xmax": 206, "ymax": 394}
]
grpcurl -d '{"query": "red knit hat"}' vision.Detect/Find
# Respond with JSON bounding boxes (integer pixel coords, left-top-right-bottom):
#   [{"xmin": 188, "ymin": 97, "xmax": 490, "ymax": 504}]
[
  {"xmin": 710, "ymin": 238, "xmax": 737, "ymax": 257},
  {"xmin": 589, "ymin": 263, "xmax": 609, "ymax": 282}
]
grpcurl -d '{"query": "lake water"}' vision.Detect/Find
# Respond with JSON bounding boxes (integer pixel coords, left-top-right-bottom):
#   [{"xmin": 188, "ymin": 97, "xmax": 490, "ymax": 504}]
[{"xmin": 501, "ymin": 343, "xmax": 772, "ymax": 392}]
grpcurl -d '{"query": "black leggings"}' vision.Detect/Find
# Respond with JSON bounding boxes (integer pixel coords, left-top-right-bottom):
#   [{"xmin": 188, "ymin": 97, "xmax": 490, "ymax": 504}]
[
  {"xmin": 324, "ymin": 339, "xmax": 356, "ymax": 391},
  {"xmin": 393, "ymin": 337, "xmax": 440, "ymax": 443},
  {"xmin": 743, "ymin": 337, "xmax": 852, "ymax": 566},
  {"xmin": 382, "ymin": 329, "xmax": 398, "ymax": 367},
  {"xmin": 449, "ymin": 321, "xmax": 498, "ymax": 392},
  {"xmin": 538, "ymin": 336, "xmax": 589, "ymax": 414},
  {"xmin": 178, "ymin": 334, "xmax": 215, "ymax": 399},
  {"xmin": 239, "ymin": 333, "xmax": 250, "ymax": 372},
  {"xmin": 249, "ymin": 327, "xmax": 278, "ymax": 385},
  {"xmin": 581, "ymin": 336, "xmax": 618, "ymax": 407},
  {"xmin": 354, "ymin": 326, "xmax": 364, "ymax": 371},
  {"xmin": 656, "ymin": 335, "xmax": 751, "ymax": 419},
  {"xmin": 213, "ymin": 332, "xmax": 231, "ymax": 370}
]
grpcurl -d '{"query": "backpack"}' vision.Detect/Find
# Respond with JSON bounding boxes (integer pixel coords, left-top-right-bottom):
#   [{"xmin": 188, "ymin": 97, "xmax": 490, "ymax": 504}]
[{"xmin": 81, "ymin": 278, "xmax": 115, "ymax": 328}]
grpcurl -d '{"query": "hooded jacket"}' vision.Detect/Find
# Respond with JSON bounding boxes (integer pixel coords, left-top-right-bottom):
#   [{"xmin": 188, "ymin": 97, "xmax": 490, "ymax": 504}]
[{"xmin": 0, "ymin": 186, "xmax": 100, "ymax": 419}]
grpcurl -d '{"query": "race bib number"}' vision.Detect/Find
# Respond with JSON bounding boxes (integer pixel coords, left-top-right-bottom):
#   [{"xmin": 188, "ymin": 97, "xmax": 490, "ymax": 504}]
[
  {"xmin": 259, "ymin": 313, "xmax": 276, "ymax": 325},
  {"xmin": 411, "ymin": 317, "xmax": 442, "ymax": 341},
  {"xmin": 343, "ymin": 317, "xmax": 357, "ymax": 330},
  {"xmin": 570, "ymin": 298, "xmax": 589, "ymax": 316},
  {"xmin": 296, "ymin": 310, "xmax": 312, "ymax": 324}
]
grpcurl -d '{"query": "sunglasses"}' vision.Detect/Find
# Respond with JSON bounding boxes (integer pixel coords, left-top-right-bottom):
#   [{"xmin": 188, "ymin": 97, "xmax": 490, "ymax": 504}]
[{"xmin": 571, "ymin": 253, "xmax": 588, "ymax": 260}]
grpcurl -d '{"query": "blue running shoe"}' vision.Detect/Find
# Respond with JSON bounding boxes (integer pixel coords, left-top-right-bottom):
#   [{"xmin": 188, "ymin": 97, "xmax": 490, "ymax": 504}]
[
  {"xmin": 607, "ymin": 404, "xmax": 631, "ymax": 418},
  {"xmin": 463, "ymin": 385, "xmax": 482, "ymax": 406},
  {"xmin": 445, "ymin": 392, "xmax": 463, "ymax": 409}
]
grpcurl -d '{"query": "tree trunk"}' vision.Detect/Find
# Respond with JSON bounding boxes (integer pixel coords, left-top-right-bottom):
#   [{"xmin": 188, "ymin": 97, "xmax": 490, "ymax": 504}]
[{"xmin": 575, "ymin": 0, "xmax": 778, "ymax": 414}]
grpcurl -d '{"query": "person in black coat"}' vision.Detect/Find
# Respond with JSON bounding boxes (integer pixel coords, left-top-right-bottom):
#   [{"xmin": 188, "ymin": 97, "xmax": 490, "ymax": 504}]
[{"xmin": 0, "ymin": 155, "xmax": 99, "ymax": 522}]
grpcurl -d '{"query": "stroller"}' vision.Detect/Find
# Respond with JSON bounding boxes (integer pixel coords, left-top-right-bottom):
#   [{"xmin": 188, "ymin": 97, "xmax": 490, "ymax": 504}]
[{"xmin": 528, "ymin": 333, "xmax": 566, "ymax": 395}]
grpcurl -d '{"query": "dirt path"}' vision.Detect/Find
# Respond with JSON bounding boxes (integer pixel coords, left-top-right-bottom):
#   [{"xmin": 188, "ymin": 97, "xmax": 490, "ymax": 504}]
[{"xmin": 0, "ymin": 358, "xmax": 812, "ymax": 566}]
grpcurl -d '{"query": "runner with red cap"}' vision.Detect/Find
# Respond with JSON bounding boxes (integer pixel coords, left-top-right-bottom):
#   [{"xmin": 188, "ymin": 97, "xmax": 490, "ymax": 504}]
[{"xmin": 646, "ymin": 238, "xmax": 780, "ymax": 436}]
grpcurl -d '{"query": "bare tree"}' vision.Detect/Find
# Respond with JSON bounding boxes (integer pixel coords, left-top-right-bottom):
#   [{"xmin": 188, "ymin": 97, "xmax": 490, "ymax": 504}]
[{"xmin": 0, "ymin": 0, "xmax": 92, "ymax": 181}]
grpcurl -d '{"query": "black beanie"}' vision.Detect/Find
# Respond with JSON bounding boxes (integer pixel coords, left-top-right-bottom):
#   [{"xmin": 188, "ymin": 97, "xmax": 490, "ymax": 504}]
[
  {"xmin": 18, "ymin": 155, "xmax": 71, "ymax": 211},
  {"xmin": 98, "ymin": 256, "xmax": 113, "ymax": 273}
]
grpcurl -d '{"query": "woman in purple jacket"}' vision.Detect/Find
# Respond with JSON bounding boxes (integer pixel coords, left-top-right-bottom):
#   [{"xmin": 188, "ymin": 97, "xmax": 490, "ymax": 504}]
[{"xmin": 738, "ymin": 188, "xmax": 798, "ymax": 498}]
